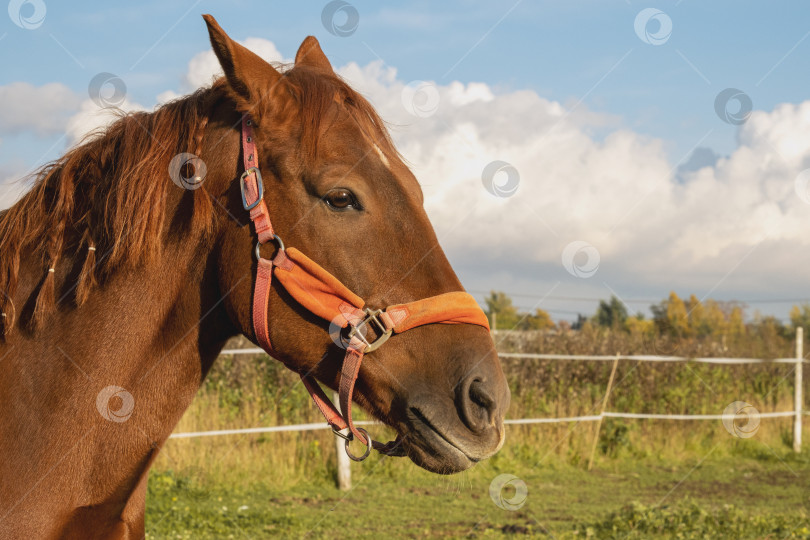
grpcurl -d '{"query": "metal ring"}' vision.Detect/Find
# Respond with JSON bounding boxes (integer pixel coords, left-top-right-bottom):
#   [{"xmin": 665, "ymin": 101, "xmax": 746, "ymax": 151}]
[
  {"xmin": 254, "ymin": 234, "xmax": 285, "ymax": 261},
  {"xmin": 271, "ymin": 234, "xmax": 285, "ymax": 251},
  {"xmin": 344, "ymin": 427, "xmax": 372, "ymax": 461}
]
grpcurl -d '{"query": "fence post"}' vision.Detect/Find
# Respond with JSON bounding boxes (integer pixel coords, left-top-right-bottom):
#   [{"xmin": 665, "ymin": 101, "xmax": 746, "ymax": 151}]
[
  {"xmin": 491, "ymin": 312, "xmax": 497, "ymax": 334},
  {"xmin": 333, "ymin": 391, "xmax": 351, "ymax": 490},
  {"xmin": 587, "ymin": 353, "xmax": 620, "ymax": 471},
  {"xmin": 795, "ymin": 328, "xmax": 803, "ymax": 453}
]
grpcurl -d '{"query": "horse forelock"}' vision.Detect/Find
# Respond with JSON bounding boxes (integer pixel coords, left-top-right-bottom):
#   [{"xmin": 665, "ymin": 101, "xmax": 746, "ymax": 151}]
[{"xmin": 282, "ymin": 65, "xmax": 400, "ymax": 165}]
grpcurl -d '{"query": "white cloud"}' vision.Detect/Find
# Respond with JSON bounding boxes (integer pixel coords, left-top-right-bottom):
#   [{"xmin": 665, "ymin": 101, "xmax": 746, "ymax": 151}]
[
  {"xmin": 331, "ymin": 56, "xmax": 810, "ymax": 301},
  {"xmin": 156, "ymin": 90, "xmax": 182, "ymax": 105},
  {"xmin": 65, "ymin": 97, "xmax": 147, "ymax": 146},
  {"xmin": 0, "ymin": 82, "xmax": 81, "ymax": 136},
  {"xmin": 183, "ymin": 38, "xmax": 290, "ymax": 90},
  {"xmin": 4, "ymin": 37, "xmax": 810, "ymax": 311},
  {"xmin": 64, "ymin": 37, "xmax": 289, "ymax": 145},
  {"xmin": 0, "ymin": 176, "xmax": 29, "ymax": 209},
  {"xmin": 0, "ymin": 143, "xmax": 30, "ymax": 209}
]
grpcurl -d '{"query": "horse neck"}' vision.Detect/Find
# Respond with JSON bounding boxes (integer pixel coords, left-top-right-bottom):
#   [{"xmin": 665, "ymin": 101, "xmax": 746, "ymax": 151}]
[{"xmin": 0, "ymin": 197, "xmax": 237, "ymax": 532}]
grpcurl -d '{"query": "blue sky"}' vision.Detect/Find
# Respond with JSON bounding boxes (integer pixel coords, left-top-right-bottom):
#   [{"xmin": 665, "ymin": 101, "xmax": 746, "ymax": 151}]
[
  {"xmin": 3, "ymin": 1, "xmax": 810, "ymax": 323},
  {"xmin": 5, "ymin": 1, "xmax": 810, "ymax": 165}
]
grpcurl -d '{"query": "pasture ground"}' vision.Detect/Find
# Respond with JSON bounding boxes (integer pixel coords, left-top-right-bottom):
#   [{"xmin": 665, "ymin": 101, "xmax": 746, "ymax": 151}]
[
  {"xmin": 145, "ymin": 440, "xmax": 810, "ymax": 539},
  {"xmin": 145, "ymin": 331, "xmax": 809, "ymax": 538}
]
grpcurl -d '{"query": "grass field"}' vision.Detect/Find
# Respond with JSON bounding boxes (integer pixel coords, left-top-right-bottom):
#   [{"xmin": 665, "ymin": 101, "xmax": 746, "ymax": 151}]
[
  {"xmin": 145, "ymin": 330, "xmax": 810, "ymax": 538},
  {"xmin": 145, "ymin": 433, "xmax": 810, "ymax": 538}
]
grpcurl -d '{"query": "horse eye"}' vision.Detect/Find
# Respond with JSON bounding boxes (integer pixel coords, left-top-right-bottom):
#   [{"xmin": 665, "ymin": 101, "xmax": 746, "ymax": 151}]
[{"xmin": 323, "ymin": 188, "xmax": 359, "ymax": 210}]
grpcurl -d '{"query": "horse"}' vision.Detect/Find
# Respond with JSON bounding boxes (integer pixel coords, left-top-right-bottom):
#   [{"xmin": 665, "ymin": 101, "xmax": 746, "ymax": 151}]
[{"xmin": 0, "ymin": 15, "xmax": 510, "ymax": 538}]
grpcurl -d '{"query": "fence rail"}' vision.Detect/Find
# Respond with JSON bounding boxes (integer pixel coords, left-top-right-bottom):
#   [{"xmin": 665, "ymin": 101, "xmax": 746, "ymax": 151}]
[
  {"xmin": 180, "ymin": 334, "xmax": 806, "ymax": 487},
  {"xmin": 169, "ymin": 410, "xmax": 801, "ymax": 440},
  {"xmin": 222, "ymin": 349, "xmax": 806, "ymax": 364},
  {"xmin": 182, "ymin": 343, "xmax": 806, "ymax": 437},
  {"xmin": 169, "ymin": 421, "xmax": 375, "ymax": 439},
  {"xmin": 499, "ymin": 352, "xmax": 806, "ymax": 364}
]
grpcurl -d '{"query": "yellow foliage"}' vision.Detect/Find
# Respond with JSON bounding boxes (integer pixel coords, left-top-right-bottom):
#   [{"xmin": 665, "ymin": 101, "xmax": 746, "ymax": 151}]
[
  {"xmin": 526, "ymin": 308, "xmax": 556, "ymax": 331},
  {"xmin": 728, "ymin": 306, "xmax": 745, "ymax": 336},
  {"xmin": 687, "ymin": 294, "xmax": 705, "ymax": 336},
  {"xmin": 624, "ymin": 316, "xmax": 654, "ymax": 336},
  {"xmin": 666, "ymin": 292, "xmax": 689, "ymax": 336},
  {"xmin": 704, "ymin": 300, "xmax": 727, "ymax": 336}
]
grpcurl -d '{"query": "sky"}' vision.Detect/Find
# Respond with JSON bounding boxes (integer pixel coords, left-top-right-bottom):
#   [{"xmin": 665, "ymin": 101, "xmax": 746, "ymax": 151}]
[{"xmin": 2, "ymin": 0, "xmax": 810, "ymax": 323}]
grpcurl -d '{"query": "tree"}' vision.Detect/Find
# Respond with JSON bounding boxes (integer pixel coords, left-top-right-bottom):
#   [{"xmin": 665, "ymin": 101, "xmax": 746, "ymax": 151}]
[
  {"xmin": 727, "ymin": 305, "xmax": 746, "ymax": 337},
  {"xmin": 652, "ymin": 292, "xmax": 688, "ymax": 336},
  {"xmin": 594, "ymin": 296, "xmax": 628, "ymax": 328},
  {"xmin": 483, "ymin": 291, "xmax": 557, "ymax": 331},
  {"xmin": 624, "ymin": 313, "xmax": 654, "ymax": 336},
  {"xmin": 666, "ymin": 293, "xmax": 689, "ymax": 336},
  {"xmin": 686, "ymin": 294, "xmax": 706, "ymax": 336},
  {"xmin": 483, "ymin": 291, "xmax": 519, "ymax": 330},
  {"xmin": 523, "ymin": 308, "xmax": 556, "ymax": 331},
  {"xmin": 703, "ymin": 300, "xmax": 727, "ymax": 337},
  {"xmin": 752, "ymin": 312, "xmax": 788, "ymax": 341},
  {"xmin": 790, "ymin": 304, "xmax": 810, "ymax": 331}
]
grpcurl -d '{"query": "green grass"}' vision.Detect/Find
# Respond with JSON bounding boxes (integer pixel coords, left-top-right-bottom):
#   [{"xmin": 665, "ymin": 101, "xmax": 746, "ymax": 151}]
[
  {"xmin": 145, "ymin": 331, "xmax": 810, "ymax": 537},
  {"xmin": 146, "ymin": 434, "xmax": 810, "ymax": 539}
]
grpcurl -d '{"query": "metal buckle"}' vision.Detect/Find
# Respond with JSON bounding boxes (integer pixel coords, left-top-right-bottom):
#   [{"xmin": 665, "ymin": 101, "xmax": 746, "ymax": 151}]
[
  {"xmin": 346, "ymin": 308, "xmax": 393, "ymax": 353},
  {"xmin": 240, "ymin": 167, "xmax": 264, "ymax": 210}
]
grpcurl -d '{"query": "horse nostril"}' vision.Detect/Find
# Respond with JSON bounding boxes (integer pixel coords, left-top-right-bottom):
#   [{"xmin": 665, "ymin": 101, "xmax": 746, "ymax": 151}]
[
  {"xmin": 469, "ymin": 378, "xmax": 495, "ymax": 411},
  {"xmin": 458, "ymin": 377, "xmax": 498, "ymax": 433}
]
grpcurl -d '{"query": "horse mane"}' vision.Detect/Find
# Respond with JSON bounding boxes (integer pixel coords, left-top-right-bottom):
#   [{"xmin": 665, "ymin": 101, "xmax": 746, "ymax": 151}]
[
  {"xmin": 0, "ymin": 63, "xmax": 395, "ymax": 337},
  {"xmin": 0, "ymin": 81, "xmax": 226, "ymax": 335}
]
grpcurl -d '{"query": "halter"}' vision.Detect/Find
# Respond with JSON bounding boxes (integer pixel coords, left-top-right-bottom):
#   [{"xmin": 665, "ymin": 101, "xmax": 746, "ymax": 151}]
[{"xmin": 239, "ymin": 114, "xmax": 490, "ymax": 461}]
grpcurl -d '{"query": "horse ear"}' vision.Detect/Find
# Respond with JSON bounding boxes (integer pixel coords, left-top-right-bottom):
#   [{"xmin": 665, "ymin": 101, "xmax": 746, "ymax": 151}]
[
  {"xmin": 202, "ymin": 14, "xmax": 286, "ymax": 114},
  {"xmin": 295, "ymin": 36, "xmax": 333, "ymax": 72}
]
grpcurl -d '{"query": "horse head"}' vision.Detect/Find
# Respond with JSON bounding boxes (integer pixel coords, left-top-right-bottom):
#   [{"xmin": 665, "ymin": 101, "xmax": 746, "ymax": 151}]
[{"xmin": 203, "ymin": 15, "xmax": 510, "ymax": 473}]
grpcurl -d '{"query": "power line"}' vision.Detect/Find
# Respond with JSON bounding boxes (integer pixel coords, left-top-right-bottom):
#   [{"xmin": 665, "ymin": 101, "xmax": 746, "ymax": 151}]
[
  {"xmin": 469, "ymin": 290, "xmax": 810, "ymax": 305},
  {"xmin": 503, "ymin": 305, "xmax": 791, "ymax": 323},
  {"xmin": 513, "ymin": 307, "xmax": 583, "ymax": 316}
]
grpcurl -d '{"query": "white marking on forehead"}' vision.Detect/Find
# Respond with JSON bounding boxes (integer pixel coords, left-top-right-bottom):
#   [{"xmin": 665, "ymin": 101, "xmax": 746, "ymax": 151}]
[
  {"xmin": 372, "ymin": 143, "xmax": 390, "ymax": 168},
  {"xmin": 356, "ymin": 123, "xmax": 391, "ymax": 170}
]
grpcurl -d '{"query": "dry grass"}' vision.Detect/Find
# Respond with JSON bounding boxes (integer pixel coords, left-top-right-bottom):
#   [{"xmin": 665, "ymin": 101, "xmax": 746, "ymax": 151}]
[{"xmin": 153, "ymin": 329, "xmax": 805, "ymax": 488}]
